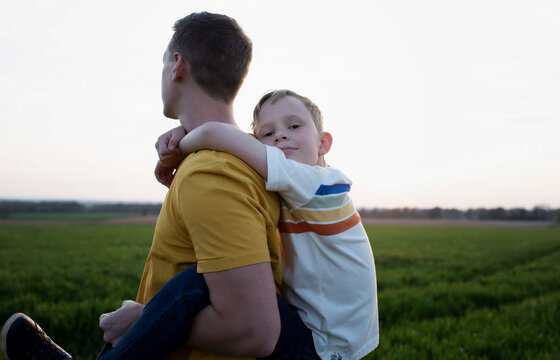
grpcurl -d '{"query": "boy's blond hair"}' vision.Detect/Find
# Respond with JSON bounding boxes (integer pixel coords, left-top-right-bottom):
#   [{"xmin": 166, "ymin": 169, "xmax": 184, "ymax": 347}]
[{"xmin": 252, "ymin": 90, "xmax": 324, "ymax": 133}]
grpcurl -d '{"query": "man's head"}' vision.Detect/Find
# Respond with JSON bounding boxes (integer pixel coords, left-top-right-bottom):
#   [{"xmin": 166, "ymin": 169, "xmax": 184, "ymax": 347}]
[
  {"xmin": 252, "ymin": 90, "xmax": 332, "ymax": 167},
  {"xmin": 165, "ymin": 12, "xmax": 252, "ymax": 105}
]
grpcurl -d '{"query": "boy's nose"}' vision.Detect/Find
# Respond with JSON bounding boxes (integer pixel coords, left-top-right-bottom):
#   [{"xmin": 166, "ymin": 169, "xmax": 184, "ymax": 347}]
[{"xmin": 274, "ymin": 134, "xmax": 288, "ymax": 142}]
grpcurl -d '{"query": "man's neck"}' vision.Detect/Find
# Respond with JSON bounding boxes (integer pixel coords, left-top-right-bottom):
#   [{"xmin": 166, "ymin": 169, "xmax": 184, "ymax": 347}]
[{"xmin": 178, "ymin": 92, "xmax": 237, "ymax": 132}]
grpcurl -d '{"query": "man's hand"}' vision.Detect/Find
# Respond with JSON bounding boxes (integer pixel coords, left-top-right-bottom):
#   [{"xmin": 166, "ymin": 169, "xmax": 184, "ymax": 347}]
[
  {"xmin": 99, "ymin": 300, "xmax": 145, "ymax": 347},
  {"xmin": 154, "ymin": 126, "xmax": 188, "ymax": 187}
]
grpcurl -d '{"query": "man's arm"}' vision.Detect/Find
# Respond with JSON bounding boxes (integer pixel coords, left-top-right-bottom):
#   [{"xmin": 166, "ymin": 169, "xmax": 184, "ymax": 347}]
[
  {"xmin": 99, "ymin": 266, "xmax": 279, "ymax": 357},
  {"xmin": 175, "ymin": 151, "xmax": 281, "ymax": 357},
  {"xmin": 179, "ymin": 122, "xmax": 268, "ymax": 179},
  {"xmin": 186, "ymin": 263, "xmax": 280, "ymax": 357}
]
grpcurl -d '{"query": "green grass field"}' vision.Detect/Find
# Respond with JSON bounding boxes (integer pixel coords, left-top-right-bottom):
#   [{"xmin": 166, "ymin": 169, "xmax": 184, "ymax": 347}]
[{"xmin": 0, "ymin": 223, "xmax": 558, "ymax": 359}]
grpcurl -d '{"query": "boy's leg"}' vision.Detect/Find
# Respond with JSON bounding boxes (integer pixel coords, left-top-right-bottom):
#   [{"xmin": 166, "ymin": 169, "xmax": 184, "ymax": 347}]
[
  {"xmin": 98, "ymin": 266, "xmax": 209, "ymax": 360},
  {"xmin": 260, "ymin": 298, "xmax": 320, "ymax": 360}
]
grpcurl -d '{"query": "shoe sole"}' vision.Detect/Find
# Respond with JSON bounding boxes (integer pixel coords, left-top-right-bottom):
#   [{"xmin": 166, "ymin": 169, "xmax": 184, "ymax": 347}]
[{"xmin": 1, "ymin": 313, "xmax": 27, "ymax": 360}]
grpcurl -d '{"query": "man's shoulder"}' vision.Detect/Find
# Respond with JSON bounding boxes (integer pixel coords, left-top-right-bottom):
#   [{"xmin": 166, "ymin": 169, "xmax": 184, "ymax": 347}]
[{"xmin": 175, "ymin": 150, "xmax": 263, "ymax": 184}]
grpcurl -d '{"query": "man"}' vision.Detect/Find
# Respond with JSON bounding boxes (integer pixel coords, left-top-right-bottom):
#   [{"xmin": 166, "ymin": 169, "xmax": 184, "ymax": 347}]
[
  {"xmin": 1, "ymin": 12, "xmax": 282, "ymax": 360},
  {"xmin": 110, "ymin": 11, "xmax": 282, "ymax": 359}
]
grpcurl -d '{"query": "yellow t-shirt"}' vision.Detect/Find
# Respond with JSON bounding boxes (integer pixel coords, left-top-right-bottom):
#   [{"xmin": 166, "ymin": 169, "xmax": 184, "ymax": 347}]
[{"xmin": 136, "ymin": 150, "xmax": 281, "ymax": 360}]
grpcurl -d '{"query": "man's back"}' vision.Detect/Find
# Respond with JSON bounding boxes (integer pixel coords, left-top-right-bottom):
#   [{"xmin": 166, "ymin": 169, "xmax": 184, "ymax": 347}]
[{"xmin": 137, "ymin": 150, "xmax": 281, "ymax": 359}]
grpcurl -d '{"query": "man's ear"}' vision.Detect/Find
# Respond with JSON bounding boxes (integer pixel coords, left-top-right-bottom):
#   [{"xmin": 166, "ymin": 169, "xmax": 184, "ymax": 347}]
[
  {"xmin": 172, "ymin": 53, "xmax": 189, "ymax": 81},
  {"xmin": 318, "ymin": 131, "xmax": 333, "ymax": 156}
]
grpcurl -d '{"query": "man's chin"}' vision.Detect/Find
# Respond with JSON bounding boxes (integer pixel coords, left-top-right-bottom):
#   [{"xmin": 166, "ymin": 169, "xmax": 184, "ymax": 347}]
[{"xmin": 162, "ymin": 108, "xmax": 179, "ymax": 120}]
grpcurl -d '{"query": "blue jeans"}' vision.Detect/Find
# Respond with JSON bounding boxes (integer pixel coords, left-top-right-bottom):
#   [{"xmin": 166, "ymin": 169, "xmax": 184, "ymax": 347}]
[{"xmin": 97, "ymin": 266, "xmax": 319, "ymax": 360}]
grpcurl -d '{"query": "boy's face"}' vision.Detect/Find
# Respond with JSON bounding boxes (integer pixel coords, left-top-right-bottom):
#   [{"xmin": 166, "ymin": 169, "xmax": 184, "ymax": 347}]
[{"xmin": 254, "ymin": 96, "xmax": 325, "ymax": 166}]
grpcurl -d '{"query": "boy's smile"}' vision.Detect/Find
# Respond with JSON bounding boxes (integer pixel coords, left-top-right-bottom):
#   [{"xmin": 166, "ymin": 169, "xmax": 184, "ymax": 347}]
[{"xmin": 255, "ymin": 96, "xmax": 327, "ymax": 166}]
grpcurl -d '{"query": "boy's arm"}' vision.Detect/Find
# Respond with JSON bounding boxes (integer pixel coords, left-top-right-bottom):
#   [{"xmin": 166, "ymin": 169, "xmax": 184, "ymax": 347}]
[{"xmin": 179, "ymin": 122, "xmax": 268, "ymax": 179}]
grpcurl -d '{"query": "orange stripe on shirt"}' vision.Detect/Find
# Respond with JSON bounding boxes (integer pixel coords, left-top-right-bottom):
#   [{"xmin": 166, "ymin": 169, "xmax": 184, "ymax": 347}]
[{"xmin": 279, "ymin": 211, "xmax": 361, "ymax": 236}]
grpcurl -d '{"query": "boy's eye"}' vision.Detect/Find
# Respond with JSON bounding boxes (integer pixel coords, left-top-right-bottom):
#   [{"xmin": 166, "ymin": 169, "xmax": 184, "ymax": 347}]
[
  {"xmin": 289, "ymin": 124, "xmax": 300, "ymax": 129},
  {"xmin": 262, "ymin": 131, "xmax": 273, "ymax": 137}
]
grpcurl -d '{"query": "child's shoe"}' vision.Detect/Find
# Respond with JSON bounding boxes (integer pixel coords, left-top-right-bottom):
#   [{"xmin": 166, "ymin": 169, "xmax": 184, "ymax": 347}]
[{"xmin": 1, "ymin": 313, "xmax": 72, "ymax": 360}]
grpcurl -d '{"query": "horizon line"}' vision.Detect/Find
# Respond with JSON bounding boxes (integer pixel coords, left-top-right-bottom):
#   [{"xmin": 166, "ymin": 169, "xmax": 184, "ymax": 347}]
[{"xmin": 1, "ymin": 198, "xmax": 558, "ymax": 211}]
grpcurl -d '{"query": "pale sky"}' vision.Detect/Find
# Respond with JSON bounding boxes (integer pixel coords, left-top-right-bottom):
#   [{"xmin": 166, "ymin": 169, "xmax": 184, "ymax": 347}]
[{"xmin": 1, "ymin": 0, "xmax": 559, "ymax": 209}]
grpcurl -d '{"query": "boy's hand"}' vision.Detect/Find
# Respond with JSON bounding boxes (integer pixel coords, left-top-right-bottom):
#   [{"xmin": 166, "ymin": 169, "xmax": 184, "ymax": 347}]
[
  {"xmin": 155, "ymin": 161, "xmax": 177, "ymax": 188},
  {"xmin": 154, "ymin": 126, "xmax": 187, "ymax": 187},
  {"xmin": 99, "ymin": 300, "xmax": 145, "ymax": 347}
]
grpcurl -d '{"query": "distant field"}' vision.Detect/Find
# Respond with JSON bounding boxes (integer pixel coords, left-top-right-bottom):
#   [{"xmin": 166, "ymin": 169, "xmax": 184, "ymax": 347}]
[{"xmin": 0, "ymin": 224, "xmax": 558, "ymax": 359}]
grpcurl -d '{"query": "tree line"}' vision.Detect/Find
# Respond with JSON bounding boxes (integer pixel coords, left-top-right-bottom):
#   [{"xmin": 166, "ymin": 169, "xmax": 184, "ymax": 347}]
[
  {"xmin": 358, "ymin": 206, "xmax": 559, "ymax": 222},
  {"xmin": 0, "ymin": 200, "xmax": 161, "ymax": 218},
  {"xmin": 1, "ymin": 200, "xmax": 558, "ymax": 222}
]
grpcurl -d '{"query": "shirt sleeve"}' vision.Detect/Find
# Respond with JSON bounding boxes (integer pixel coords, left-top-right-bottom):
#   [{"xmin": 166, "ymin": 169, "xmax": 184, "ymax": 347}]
[
  {"xmin": 265, "ymin": 145, "xmax": 353, "ymax": 209},
  {"xmin": 178, "ymin": 152, "xmax": 276, "ymax": 273}
]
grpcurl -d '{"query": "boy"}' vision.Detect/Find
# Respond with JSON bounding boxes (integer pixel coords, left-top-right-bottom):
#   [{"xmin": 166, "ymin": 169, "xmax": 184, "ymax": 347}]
[
  {"xmin": 174, "ymin": 89, "xmax": 379, "ymax": 360},
  {"xmin": 101, "ymin": 90, "xmax": 379, "ymax": 359}
]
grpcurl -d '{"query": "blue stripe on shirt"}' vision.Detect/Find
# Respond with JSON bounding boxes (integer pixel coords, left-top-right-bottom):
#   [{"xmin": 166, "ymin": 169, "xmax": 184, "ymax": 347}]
[{"xmin": 315, "ymin": 183, "xmax": 351, "ymax": 195}]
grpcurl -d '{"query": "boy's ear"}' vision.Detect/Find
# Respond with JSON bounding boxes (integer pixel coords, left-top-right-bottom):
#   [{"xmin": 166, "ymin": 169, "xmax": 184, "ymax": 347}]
[
  {"xmin": 318, "ymin": 131, "xmax": 333, "ymax": 156},
  {"xmin": 172, "ymin": 53, "xmax": 189, "ymax": 81}
]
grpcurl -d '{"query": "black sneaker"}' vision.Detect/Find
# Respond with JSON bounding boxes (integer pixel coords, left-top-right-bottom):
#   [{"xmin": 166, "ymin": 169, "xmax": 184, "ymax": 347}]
[{"xmin": 1, "ymin": 313, "xmax": 72, "ymax": 360}]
